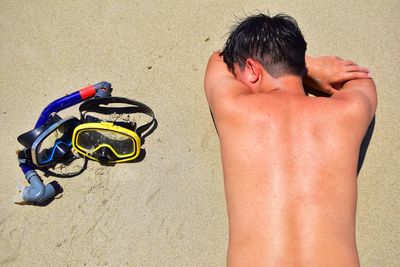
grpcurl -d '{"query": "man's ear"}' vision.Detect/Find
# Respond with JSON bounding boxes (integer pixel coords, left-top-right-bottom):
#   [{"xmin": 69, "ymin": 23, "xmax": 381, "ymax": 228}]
[{"xmin": 244, "ymin": 59, "xmax": 261, "ymax": 84}]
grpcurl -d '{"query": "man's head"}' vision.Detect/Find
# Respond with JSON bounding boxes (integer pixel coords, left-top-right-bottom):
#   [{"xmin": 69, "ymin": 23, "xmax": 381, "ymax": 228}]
[{"xmin": 221, "ymin": 13, "xmax": 307, "ymax": 79}]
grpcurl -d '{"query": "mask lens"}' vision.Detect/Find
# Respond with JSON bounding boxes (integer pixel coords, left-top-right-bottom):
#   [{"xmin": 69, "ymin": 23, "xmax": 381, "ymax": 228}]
[
  {"xmin": 77, "ymin": 129, "xmax": 135, "ymax": 157},
  {"xmin": 36, "ymin": 124, "xmax": 72, "ymax": 165}
]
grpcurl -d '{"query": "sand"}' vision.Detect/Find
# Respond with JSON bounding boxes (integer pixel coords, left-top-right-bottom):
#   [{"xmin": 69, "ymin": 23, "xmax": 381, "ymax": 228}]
[{"xmin": 0, "ymin": 1, "xmax": 399, "ymax": 266}]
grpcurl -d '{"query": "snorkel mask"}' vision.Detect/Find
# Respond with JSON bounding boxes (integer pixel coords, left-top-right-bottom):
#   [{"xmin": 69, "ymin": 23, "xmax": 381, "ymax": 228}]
[
  {"xmin": 72, "ymin": 97, "xmax": 156, "ymax": 164},
  {"xmin": 16, "ymin": 81, "xmax": 112, "ymax": 204},
  {"xmin": 18, "ymin": 115, "xmax": 80, "ymax": 167},
  {"xmin": 16, "ymin": 83, "xmax": 156, "ymax": 205}
]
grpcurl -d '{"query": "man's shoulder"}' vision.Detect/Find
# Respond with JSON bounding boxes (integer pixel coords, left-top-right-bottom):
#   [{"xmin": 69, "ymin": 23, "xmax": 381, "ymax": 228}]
[
  {"xmin": 212, "ymin": 90, "xmax": 369, "ymax": 124},
  {"xmin": 331, "ymin": 79, "xmax": 377, "ymax": 123},
  {"xmin": 204, "ymin": 53, "xmax": 253, "ymax": 110},
  {"xmin": 213, "ymin": 91, "xmax": 277, "ymax": 114},
  {"xmin": 213, "ymin": 92, "xmax": 327, "ymax": 115},
  {"xmin": 302, "ymin": 96, "xmax": 364, "ymax": 119},
  {"xmin": 301, "ymin": 95, "xmax": 374, "ymax": 137}
]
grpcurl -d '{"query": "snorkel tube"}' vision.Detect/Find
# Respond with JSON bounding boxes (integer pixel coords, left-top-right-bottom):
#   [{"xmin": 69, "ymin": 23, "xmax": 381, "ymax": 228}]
[
  {"xmin": 35, "ymin": 81, "xmax": 112, "ymax": 127},
  {"xmin": 17, "ymin": 81, "xmax": 112, "ymax": 204}
]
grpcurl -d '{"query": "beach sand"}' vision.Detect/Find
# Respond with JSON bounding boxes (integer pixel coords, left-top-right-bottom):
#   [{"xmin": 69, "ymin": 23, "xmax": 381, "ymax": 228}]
[{"xmin": 0, "ymin": 1, "xmax": 399, "ymax": 266}]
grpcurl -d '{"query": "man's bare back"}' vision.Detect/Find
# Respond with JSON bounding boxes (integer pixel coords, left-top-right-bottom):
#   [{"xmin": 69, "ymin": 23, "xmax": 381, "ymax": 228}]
[
  {"xmin": 218, "ymin": 90, "xmax": 366, "ymax": 266},
  {"xmin": 204, "ymin": 14, "xmax": 376, "ymax": 267}
]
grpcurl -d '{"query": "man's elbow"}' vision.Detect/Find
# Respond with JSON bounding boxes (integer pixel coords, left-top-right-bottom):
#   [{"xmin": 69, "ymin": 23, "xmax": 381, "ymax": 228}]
[{"xmin": 344, "ymin": 78, "xmax": 377, "ymax": 104}]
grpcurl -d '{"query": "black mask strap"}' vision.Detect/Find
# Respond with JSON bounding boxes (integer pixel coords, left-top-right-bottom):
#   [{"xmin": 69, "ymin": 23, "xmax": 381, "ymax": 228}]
[{"xmin": 79, "ymin": 97, "xmax": 157, "ymax": 141}]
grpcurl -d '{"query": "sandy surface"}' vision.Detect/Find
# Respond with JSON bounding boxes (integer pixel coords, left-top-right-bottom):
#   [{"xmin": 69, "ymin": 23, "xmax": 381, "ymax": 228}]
[{"xmin": 0, "ymin": 1, "xmax": 399, "ymax": 266}]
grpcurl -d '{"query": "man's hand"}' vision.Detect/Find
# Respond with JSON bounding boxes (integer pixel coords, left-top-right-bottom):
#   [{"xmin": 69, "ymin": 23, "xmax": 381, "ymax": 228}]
[{"xmin": 304, "ymin": 56, "xmax": 371, "ymax": 95}]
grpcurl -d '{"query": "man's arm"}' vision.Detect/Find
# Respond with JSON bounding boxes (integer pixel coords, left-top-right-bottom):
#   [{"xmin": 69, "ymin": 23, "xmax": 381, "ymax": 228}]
[
  {"xmin": 305, "ymin": 55, "xmax": 377, "ymax": 125},
  {"xmin": 304, "ymin": 55, "xmax": 371, "ymax": 95},
  {"xmin": 332, "ymin": 78, "xmax": 377, "ymax": 123},
  {"xmin": 204, "ymin": 52, "xmax": 251, "ymax": 110}
]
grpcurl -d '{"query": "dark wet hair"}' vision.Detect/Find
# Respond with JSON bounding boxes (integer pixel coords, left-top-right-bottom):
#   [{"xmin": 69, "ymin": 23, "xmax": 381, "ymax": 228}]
[{"xmin": 221, "ymin": 13, "xmax": 307, "ymax": 78}]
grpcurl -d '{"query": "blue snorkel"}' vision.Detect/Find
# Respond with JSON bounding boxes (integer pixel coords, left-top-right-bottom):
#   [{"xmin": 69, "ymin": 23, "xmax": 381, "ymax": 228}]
[
  {"xmin": 35, "ymin": 81, "xmax": 112, "ymax": 128},
  {"xmin": 17, "ymin": 81, "xmax": 112, "ymax": 204}
]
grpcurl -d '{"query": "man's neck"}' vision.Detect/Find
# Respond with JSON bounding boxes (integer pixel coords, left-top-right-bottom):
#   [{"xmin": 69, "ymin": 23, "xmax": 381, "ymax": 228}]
[{"xmin": 259, "ymin": 75, "xmax": 305, "ymax": 96}]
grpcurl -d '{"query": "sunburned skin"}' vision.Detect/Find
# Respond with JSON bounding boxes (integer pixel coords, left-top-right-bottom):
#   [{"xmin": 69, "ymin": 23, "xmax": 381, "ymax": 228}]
[{"xmin": 204, "ymin": 53, "xmax": 376, "ymax": 267}]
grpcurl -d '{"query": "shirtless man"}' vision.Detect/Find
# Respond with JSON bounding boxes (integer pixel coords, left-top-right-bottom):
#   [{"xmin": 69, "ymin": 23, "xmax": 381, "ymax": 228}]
[{"xmin": 204, "ymin": 14, "xmax": 376, "ymax": 266}]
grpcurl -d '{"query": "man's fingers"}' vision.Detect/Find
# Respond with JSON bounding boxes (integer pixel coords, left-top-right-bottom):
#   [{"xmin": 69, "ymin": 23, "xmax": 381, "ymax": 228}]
[
  {"xmin": 337, "ymin": 71, "xmax": 371, "ymax": 82},
  {"xmin": 343, "ymin": 60, "xmax": 355, "ymax": 66},
  {"xmin": 345, "ymin": 65, "xmax": 369, "ymax": 73}
]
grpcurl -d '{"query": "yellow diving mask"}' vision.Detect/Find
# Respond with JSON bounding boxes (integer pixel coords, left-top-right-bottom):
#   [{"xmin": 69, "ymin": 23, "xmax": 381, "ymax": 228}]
[{"xmin": 72, "ymin": 97, "xmax": 156, "ymax": 164}]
